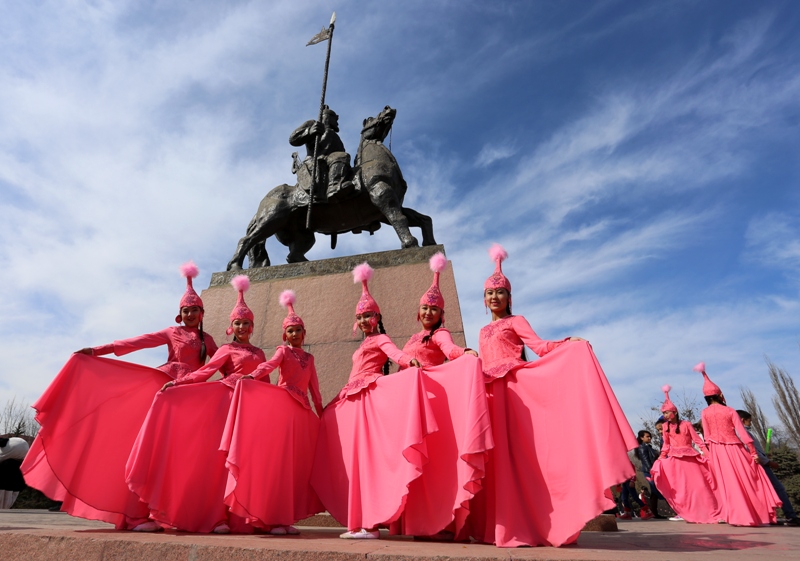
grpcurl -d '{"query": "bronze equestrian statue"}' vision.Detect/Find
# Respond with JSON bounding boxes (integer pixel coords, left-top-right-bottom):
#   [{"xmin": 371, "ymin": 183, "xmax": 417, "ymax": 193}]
[{"xmin": 226, "ymin": 106, "xmax": 436, "ymax": 270}]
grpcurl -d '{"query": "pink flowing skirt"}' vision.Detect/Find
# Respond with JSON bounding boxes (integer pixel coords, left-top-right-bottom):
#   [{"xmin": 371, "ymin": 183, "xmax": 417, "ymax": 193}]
[
  {"xmin": 311, "ymin": 368, "xmax": 437, "ymax": 531},
  {"xmin": 220, "ymin": 379, "xmax": 324, "ymax": 528},
  {"xmin": 390, "ymin": 355, "xmax": 494, "ymax": 537},
  {"xmin": 469, "ymin": 341, "xmax": 637, "ymax": 547},
  {"xmin": 651, "ymin": 454, "xmax": 720, "ymax": 523},
  {"xmin": 21, "ymin": 354, "xmax": 168, "ymax": 529},
  {"xmin": 706, "ymin": 441, "xmax": 780, "ymax": 526},
  {"xmin": 125, "ymin": 382, "xmax": 241, "ymax": 533}
]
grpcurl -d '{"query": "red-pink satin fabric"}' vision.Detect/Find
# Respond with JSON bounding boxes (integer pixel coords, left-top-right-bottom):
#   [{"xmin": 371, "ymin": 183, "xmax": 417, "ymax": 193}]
[
  {"xmin": 125, "ymin": 343, "xmax": 266, "ymax": 533},
  {"xmin": 221, "ymin": 379, "xmax": 324, "ymax": 528},
  {"xmin": 311, "ymin": 368, "xmax": 437, "ymax": 530},
  {"xmin": 651, "ymin": 420, "xmax": 720, "ymax": 524},
  {"xmin": 125, "ymin": 382, "xmax": 236, "ymax": 533},
  {"xmin": 390, "ymin": 355, "xmax": 494, "ymax": 537},
  {"xmin": 21, "ymin": 354, "xmax": 169, "ymax": 529},
  {"xmin": 469, "ymin": 341, "xmax": 637, "ymax": 547}
]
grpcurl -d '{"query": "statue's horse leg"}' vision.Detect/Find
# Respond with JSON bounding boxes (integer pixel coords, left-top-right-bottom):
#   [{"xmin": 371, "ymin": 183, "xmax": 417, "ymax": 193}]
[
  {"xmin": 401, "ymin": 207, "xmax": 436, "ymax": 246},
  {"xmin": 227, "ymin": 217, "xmax": 267, "ymax": 271},
  {"xmin": 226, "ymin": 192, "xmax": 292, "ymax": 271},
  {"xmin": 275, "ymin": 225, "xmax": 316, "ymax": 264},
  {"xmin": 368, "ymin": 181, "xmax": 419, "ymax": 248}
]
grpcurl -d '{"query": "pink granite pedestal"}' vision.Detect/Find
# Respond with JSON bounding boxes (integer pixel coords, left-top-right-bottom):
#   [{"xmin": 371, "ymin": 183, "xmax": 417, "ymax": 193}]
[{"xmin": 199, "ymin": 245, "xmax": 465, "ymax": 404}]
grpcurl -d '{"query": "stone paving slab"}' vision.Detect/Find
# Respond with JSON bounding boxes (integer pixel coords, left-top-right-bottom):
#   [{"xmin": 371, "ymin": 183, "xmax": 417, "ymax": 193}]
[{"xmin": 2, "ymin": 510, "xmax": 799, "ymax": 561}]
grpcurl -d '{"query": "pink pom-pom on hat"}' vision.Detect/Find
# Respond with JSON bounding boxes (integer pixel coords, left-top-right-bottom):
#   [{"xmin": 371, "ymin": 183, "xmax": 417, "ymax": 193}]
[
  {"xmin": 353, "ymin": 263, "xmax": 380, "ymax": 334},
  {"xmin": 227, "ymin": 274, "xmax": 254, "ymax": 335},
  {"xmin": 484, "ymin": 243, "xmax": 511, "ymax": 292},
  {"xmin": 694, "ymin": 361, "xmax": 722, "ymax": 396},
  {"xmin": 176, "ymin": 260, "xmax": 204, "ymax": 323},
  {"xmin": 280, "ymin": 289, "xmax": 304, "ymax": 337},
  {"xmin": 660, "ymin": 384, "xmax": 677, "ymax": 413},
  {"xmin": 419, "ymin": 252, "xmax": 447, "ymax": 314}
]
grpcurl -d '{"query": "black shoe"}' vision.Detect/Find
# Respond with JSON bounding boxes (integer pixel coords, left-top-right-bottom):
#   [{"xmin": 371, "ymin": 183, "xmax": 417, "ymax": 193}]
[{"xmin": 786, "ymin": 517, "xmax": 800, "ymax": 527}]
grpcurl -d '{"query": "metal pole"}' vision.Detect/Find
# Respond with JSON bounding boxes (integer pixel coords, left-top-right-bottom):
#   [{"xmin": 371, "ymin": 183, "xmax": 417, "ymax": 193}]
[{"xmin": 306, "ymin": 14, "xmax": 336, "ymax": 229}]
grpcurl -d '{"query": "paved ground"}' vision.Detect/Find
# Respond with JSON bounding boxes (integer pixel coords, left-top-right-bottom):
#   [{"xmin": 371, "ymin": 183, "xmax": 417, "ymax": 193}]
[{"xmin": 1, "ymin": 510, "xmax": 798, "ymax": 561}]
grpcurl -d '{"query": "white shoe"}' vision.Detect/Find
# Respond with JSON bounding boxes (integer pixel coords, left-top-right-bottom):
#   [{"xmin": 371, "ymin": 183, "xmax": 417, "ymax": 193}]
[
  {"xmin": 339, "ymin": 528, "xmax": 380, "ymax": 539},
  {"xmin": 132, "ymin": 521, "xmax": 162, "ymax": 532},
  {"xmin": 285, "ymin": 525, "xmax": 300, "ymax": 535},
  {"xmin": 213, "ymin": 523, "xmax": 230, "ymax": 534},
  {"xmin": 269, "ymin": 526, "xmax": 287, "ymax": 535},
  {"xmin": 669, "ymin": 516, "xmax": 684, "ymax": 521}
]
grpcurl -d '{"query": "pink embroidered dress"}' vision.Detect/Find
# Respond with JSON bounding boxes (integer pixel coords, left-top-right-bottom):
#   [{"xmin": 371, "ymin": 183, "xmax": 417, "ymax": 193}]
[
  {"xmin": 22, "ymin": 327, "xmax": 218, "ymax": 530},
  {"xmin": 469, "ymin": 315, "xmax": 637, "ymax": 547},
  {"xmin": 651, "ymin": 420, "xmax": 721, "ymax": 523},
  {"xmin": 311, "ymin": 333, "xmax": 439, "ymax": 531},
  {"xmin": 125, "ymin": 342, "xmax": 265, "ymax": 533},
  {"xmin": 701, "ymin": 403, "xmax": 780, "ymax": 526},
  {"xmin": 389, "ymin": 330, "xmax": 493, "ymax": 538},
  {"xmin": 219, "ymin": 345, "xmax": 325, "ymax": 529}
]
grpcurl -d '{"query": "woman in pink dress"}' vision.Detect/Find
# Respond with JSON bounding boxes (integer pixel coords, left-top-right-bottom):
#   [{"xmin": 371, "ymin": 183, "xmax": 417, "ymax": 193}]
[
  {"xmin": 220, "ymin": 289, "xmax": 324, "ymax": 535},
  {"xmin": 22, "ymin": 262, "xmax": 218, "ymax": 531},
  {"xmin": 391, "ymin": 252, "xmax": 492, "ymax": 541},
  {"xmin": 650, "ymin": 384, "xmax": 720, "ymax": 523},
  {"xmin": 695, "ymin": 362, "xmax": 780, "ymax": 526},
  {"xmin": 125, "ymin": 275, "xmax": 265, "ymax": 534},
  {"xmin": 468, "ymin": 244, "xmax": 638, "ymax": 547},
  {"xmin": 312, "ymin": 262, "xmax": 433, "ymax": 540}
]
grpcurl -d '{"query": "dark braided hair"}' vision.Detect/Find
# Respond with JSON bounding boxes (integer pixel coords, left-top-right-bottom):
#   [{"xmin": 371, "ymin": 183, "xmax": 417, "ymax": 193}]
[
  {"xmin": 421, "ymin": 318, "xmax": 443, "ymax": 344},
  {"xmin": 704, "ymin": 394, "xmax": 725, "ymax": 406},
  {"xmin": 199, "ymin": 318, "xmax": 207, "ymax": 363},
  {"xmin": 377, "ymin": 316, "xmax": 390, "ymax": 375}
]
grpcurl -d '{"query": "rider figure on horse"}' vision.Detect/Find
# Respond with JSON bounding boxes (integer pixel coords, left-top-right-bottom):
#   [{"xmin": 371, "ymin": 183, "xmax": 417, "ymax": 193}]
[{"xmin": 289, "ymin": 106, "xmax": 355, "ymax": 203}]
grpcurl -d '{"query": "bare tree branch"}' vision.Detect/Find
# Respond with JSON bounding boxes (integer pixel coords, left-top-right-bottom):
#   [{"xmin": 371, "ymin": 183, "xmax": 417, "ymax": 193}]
[
  {"xmin": 740, "ymin": 386, "xmax": 769, "ymax": 448},
  {"xmin": 1, "ymin": 396, "xmax": 39, "ymax": 437},
  {"xmin": 768, "ymin": 358, "xmax": 800, "ymax": 449}
]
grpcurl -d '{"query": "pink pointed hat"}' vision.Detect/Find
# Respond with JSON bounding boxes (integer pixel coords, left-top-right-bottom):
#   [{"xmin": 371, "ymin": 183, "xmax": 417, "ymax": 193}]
[
  {"xmin": 176, "ymin": 261, "xmax": 204, "ymax": 323},
  {"xmin": 420, "ymin": 252, "xmax": 447, "ymax": 310},
  {"xmin": 280, "ymin": 289, "xmax": 304, "ymax": 337},
  {"xmin": 694, "ymin": 361, "xmax": 722, "ymax": 396},
  {"xmin": 227, "ymin": 275, "xmax": 254, "ymax": 335},
  {"xmin": 660, "ymin": 384, "xmax": 678, "ymax": 413},
  {"xmin": 484, "ymin": 243, "xmax": 511, "ymax": 292},
  {"xmin": 353, "ymin": 263, "xmax": 379, "ymax": 332}
]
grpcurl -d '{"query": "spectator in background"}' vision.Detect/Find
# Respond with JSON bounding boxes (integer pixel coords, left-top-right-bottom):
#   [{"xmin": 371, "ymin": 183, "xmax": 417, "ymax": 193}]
[
  {"xmin": 0, "ymin": 436, "xmax": 30, "ymax": 509},
  {"xmin": 737, "ymin": 410, "xmax": 799, "ymax": 527},
  {"xmin": 635, "ymin": 430, "xmax": 667, "ymax": 519}
]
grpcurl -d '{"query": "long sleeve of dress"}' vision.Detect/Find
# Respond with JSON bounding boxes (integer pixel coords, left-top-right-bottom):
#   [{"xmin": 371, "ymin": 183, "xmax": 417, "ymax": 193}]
[
  {"xmin": 431, "ymin": 330, "xmax": 467, "ymax": 360},
  {"xmin": 174, "ymin": 347, "xmax": 233, "ymax": 385},
  {"xmin": 687, "ymin": 422, "xmax": 708, "ymax": 454},
  {"xmin": 731, "ymin": 411, "xmax": 754, "ymax": 453},
  {"xmin": 660, "ymin": 427, "xmax": 671, "ymax": 458},
  {"xmin": 93, "ymin": 330, "xmax": 171, "ymax": 357},
  {"xmin": 377, "ymin": 335, "xmax": 414, "ymax": 368},
  {"xmin": 251, "ymin": 347, "xmax": 286, "ymax": 382},
  {"xmin": 511, "ymin": 316, "xmax": 568, "ymax": 358}
]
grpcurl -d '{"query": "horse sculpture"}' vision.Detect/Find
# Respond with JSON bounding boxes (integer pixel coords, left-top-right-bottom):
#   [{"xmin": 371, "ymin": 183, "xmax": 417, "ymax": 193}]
[{"xmin": 226, "ymin": 106, "xmax": 436, "ymax": 270}]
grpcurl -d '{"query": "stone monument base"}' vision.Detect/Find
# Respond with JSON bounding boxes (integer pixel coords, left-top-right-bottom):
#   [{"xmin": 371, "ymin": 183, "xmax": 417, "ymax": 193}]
[{"xmin": 200, "ymin": 245, "xmax": 465, "ymax": 403}]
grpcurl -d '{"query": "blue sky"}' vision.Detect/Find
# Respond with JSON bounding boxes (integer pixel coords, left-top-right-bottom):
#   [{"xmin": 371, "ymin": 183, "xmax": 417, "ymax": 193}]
[{"xmin": 2, "ymin": 1, "xmax": 799, "ymax": 432}]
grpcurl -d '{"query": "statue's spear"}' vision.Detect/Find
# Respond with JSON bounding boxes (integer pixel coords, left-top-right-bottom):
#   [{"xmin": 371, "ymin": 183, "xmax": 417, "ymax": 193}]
[{"xmin": 305, "ymin": 12, "xmax": 337, "ymax": 229}]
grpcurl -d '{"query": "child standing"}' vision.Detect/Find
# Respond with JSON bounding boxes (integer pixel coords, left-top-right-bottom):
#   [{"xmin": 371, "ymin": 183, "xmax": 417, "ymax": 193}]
[
  {"xmin": 311, "ymin": 263, "xmax": 429, "ymax": 540},
  {"xmin": 651, "ymin": 385, "xmax": 720, "ymax": 523}
]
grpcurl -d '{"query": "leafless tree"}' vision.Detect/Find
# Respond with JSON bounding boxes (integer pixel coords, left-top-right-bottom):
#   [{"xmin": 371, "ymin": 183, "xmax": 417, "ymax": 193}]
[
  {"xmin": 740, "ymin": 386, "xmax": 770, "ymax": 448},
  {"xmin": 1, "ymin": 396, "xmax": 39, "ymax": 437},
  {"xmin": 767, "ymin": 358, "xmax": 800, "ymax": 449}
]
